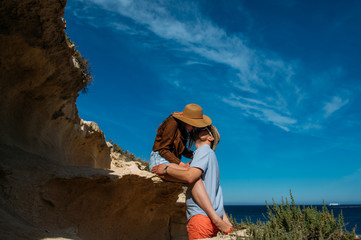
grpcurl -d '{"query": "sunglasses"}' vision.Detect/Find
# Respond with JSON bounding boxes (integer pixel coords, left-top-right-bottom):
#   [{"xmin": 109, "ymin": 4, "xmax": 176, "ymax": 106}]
[{"xmin": 194, "ymin": 127, "xmax": 213, "ymax": 138}]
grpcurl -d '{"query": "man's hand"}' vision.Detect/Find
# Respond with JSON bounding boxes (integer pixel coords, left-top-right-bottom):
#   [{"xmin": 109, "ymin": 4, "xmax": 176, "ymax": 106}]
[
  {"xmin": 213, "ymin": 219, "xmax": 233, "ymax": 235},
  {"xmin": 151, "ymin": 164, "xmax": 167, "ymax": 175},
  {"xmin": 221, "ymin": 223, "xmax": 233, "ymax": 235}
]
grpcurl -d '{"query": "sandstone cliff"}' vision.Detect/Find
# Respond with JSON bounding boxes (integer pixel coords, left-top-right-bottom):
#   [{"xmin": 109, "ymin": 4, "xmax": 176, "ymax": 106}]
[
  {"xmin": 0, "ymin": 0, "xmax": 109, "ymax": 168},
  {"xmin": 0, "ymin": 0, "xmax": 187, "ymax": 239}
]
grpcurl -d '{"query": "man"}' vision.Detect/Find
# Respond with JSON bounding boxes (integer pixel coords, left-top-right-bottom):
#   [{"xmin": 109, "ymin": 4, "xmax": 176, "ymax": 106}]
[{"xmin": 152, "ymin": 125, "xmax": 232, "ymax": 240}]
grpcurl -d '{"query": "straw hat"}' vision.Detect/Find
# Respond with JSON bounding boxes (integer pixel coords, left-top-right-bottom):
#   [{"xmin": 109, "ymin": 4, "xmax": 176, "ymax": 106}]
[
  {"xmin": 210, "ymin": 125, "xmax": 220, "ymax": 151},
  {"xmin": 172, "ymin": 104, "xmax": 212, "ymax": 128}
]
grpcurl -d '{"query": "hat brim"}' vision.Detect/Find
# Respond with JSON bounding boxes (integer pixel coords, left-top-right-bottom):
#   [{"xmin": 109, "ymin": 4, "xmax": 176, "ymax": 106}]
[
  {"xmin": 210, "ymin": 125, "xmax": 220, "ymax": 151},
  {"xmin": 172, "ymin": 113, "xmax": 212, "ymax": 127}
]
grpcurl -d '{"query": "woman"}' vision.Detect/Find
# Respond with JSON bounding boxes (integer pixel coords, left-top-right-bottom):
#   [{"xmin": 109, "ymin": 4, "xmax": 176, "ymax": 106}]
[
  {"xmin": 150, "ymin": 103, "xmax": 232, "ymax": 233},
  {"xmin": 150, "ymin": 103, "xmax": 210, "ymax": 170}
]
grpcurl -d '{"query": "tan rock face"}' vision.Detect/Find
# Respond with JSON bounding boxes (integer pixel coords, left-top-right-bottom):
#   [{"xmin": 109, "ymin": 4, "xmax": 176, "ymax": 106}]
[
  {"xmin": 40, "ymin": 175, "xmax": 185, "ymax": 240},
  {"xmin": 0, "ymin": 0, "xmax": 110, "ymax": 169},
  {"xmin": 0, "ymin": 1, "xmax": 188, "ymax": 240},
  {"xmin": 0, "ymin": 145, "xmax": 188, "ymax": 240}
]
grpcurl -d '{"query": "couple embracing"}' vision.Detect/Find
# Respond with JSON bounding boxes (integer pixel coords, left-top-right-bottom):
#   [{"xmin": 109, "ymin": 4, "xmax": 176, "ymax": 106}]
[{"xmin": 150, "ymin": 104, "xmax": 233, "ymax": 240}]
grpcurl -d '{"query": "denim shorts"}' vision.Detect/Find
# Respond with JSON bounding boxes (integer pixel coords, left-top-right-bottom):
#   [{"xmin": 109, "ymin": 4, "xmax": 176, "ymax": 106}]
[{"xmin": 149, "ymin": 151, "xmax": 170, "ymax": 171}]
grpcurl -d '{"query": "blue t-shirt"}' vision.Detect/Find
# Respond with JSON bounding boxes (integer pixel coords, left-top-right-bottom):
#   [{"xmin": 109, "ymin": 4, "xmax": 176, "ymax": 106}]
[{"xmin": 186, "ymin": 144, "xmax": 224, "ymax": 220}]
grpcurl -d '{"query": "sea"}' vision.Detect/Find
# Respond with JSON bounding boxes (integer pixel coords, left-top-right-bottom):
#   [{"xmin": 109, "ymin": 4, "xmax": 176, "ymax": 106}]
[{"xmin": 224, "ymin": 205, "xmax": 361, "ymax": 235}]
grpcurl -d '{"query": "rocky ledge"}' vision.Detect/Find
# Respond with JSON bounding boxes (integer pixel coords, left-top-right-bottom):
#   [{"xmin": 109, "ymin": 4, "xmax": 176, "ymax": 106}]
[{"xmin": 0, "ymin": 1, "xmax": 187, "ymax": 239}]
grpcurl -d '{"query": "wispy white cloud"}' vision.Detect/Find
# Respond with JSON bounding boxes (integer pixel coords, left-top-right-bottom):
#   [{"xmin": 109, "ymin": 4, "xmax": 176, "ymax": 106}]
[
  {"xmin": 74, "ymin": 0, "xmax": 300, "ymax": 130},
  {"xmin": 228, "ymin": 93, "xmax": 281, "ymax": 111},
  {"xmin": 323, "ymin": 96, "xmax": 349, "ymax": 118},
  {"xmin": 75, "ymin": 0, "xmax": 290, "ymax": 86},
  {"xmin": 71, "ymin": 0, "xmax": 352, "ymax": 132},
  {"xmin": 185, "ymin": 60, "xmax": 212, "ymax": 66},
  {"xmin": 222, "ymin": 96, "xmax": 296, "ymax": 131}
]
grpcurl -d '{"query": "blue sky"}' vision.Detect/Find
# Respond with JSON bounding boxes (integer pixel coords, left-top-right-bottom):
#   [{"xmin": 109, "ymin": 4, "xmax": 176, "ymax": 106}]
[{"xmin": 64, "ymin": 0, "xmax": 361, "ymax": 204}]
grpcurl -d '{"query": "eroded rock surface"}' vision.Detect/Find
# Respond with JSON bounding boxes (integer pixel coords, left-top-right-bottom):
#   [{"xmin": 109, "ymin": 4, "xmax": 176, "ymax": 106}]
[
  {"xmin": 0, "ymin": 144, "xmax": 187, "ymax": 240},
  {"xmin": 0, "ymin": 1, "xmax": 187, "ymax": 239},
  {"xmin": 0, "ymin": 0, "xmax": 110, "ymax": 168}
]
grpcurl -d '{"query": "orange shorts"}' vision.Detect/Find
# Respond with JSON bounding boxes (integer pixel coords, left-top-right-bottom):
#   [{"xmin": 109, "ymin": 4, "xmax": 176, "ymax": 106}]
[{"xmin": 187, "ymin": 214, "xmax": 219, "ymax": 240}]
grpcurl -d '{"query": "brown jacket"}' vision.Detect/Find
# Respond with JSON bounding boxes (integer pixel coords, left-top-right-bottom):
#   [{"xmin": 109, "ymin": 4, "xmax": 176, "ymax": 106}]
[{"xmin": 152, "ymin": 116, "xmax": 193, "ymax": 164}]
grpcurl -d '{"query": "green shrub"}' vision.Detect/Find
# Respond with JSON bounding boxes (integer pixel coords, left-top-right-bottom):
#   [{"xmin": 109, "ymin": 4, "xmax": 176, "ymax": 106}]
[
  {"xmin": 65, "ymin": 33, "xmax": 93, "ymax": 93},
  {"xmin": 112, "ymin": 143, "xmax": 124, "ymax": 154},
  {"xmin": 232, "ymin": 191, "xmax": 356, "ymax": 240}
]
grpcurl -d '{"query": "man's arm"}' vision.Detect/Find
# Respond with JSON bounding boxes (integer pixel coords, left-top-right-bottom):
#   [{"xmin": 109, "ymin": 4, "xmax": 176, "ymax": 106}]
[
  {"xmin": 190, "ymin": 180, "xmax": 232, "ymax": 233},
  {"xmin": 152, "ymin": 164, "xmax": 233, "ymax": 234},
  {"xmin": 222, "ymin": 209, "xmax": 232, "ymax": 226},
  {"xmin": 151, "ymin": 164, "xmax": 202, "ymax": 184}
]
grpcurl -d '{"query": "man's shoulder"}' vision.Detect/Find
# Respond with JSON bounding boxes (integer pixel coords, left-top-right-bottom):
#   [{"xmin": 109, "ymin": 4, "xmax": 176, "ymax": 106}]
[
  {"xmin": 194, "ymin": 145, "xmax": 214, "ymax": 159},
  {"xmin": 191, "ymin": 145, "xmax": 218, "ymax": 172},
  {"xmin": 197, "ymin": 145, "xmax": 213, "ymax": 153}
]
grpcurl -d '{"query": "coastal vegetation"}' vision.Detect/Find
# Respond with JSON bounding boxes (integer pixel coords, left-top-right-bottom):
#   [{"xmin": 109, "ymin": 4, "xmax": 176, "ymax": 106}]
[
  {"xmin": 65, "ymin": 33, "xmax": 93, "ymax": 93},
  {"xmin": 109, "ymin": 140, "xmax": 150, "ymax": 171},
  {"xmin": 231, "ymin": 191, "xmax": 357, "ymax": 240}
]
